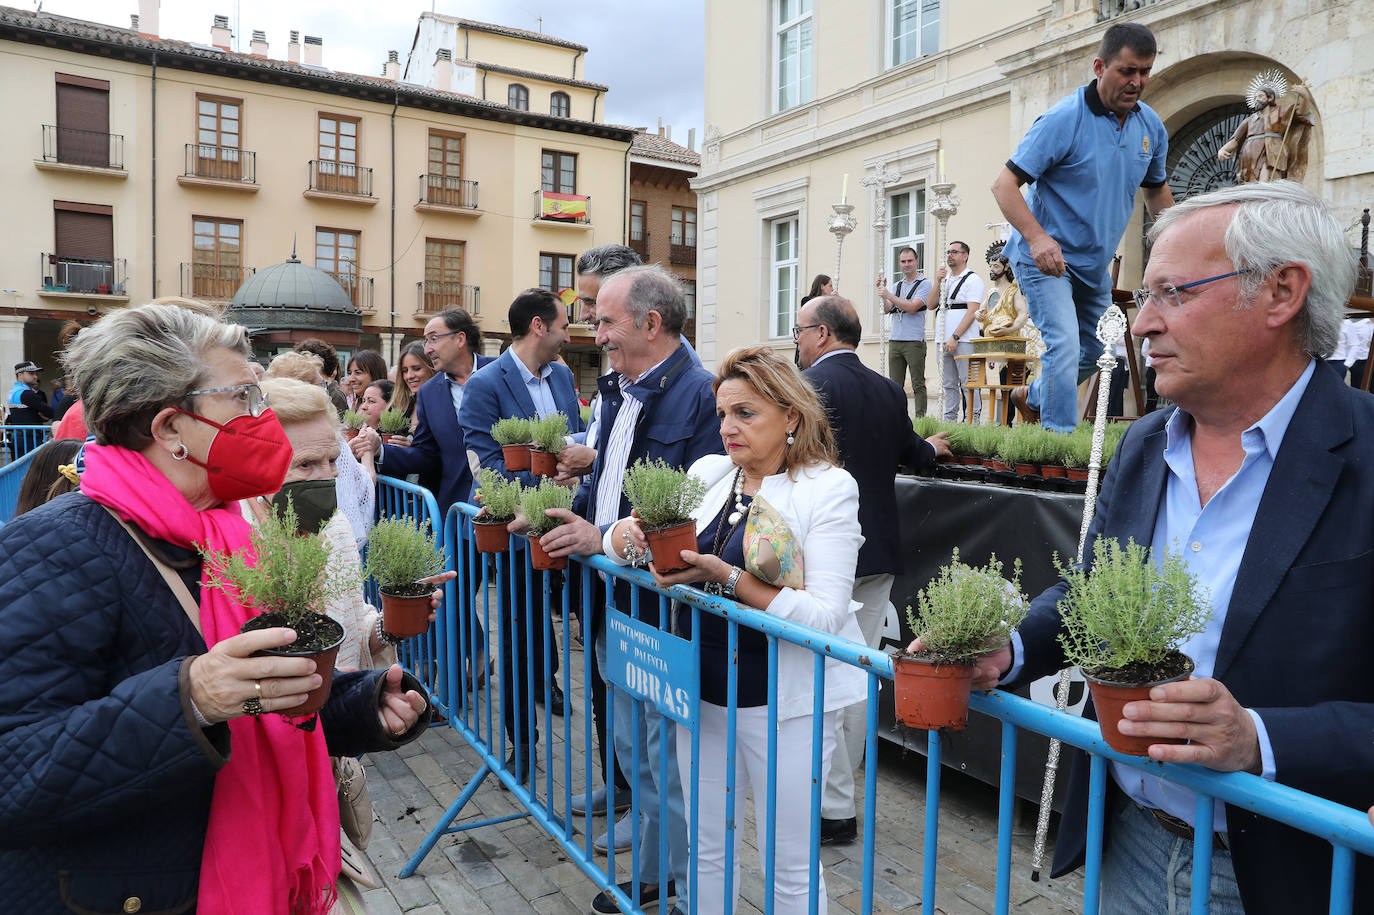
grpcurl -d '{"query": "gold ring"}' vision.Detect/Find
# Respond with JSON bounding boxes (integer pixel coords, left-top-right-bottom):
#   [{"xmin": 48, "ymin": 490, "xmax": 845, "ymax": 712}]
[{"xmin": 254, "ymin": 680, "xmax": 262, "ymax": 698}]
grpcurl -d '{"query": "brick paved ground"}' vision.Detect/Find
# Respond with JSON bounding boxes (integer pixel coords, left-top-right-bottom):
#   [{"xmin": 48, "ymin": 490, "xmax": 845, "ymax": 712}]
[{"xmin": 354, "ymin": 635, "xmax": 1086, "ymax": 914}]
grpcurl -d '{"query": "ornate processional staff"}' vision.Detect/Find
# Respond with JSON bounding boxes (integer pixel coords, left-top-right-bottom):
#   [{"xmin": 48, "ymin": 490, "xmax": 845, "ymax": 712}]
[{"xmin": 862, "ymin": 161, "xmax": 903, "ymax": 368}]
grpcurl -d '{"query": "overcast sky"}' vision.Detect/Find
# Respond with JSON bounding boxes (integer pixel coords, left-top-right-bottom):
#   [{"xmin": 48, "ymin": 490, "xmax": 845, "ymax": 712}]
[{"xmin": 36, "ymin": 0, "xmax": 705, "ymax": 143}]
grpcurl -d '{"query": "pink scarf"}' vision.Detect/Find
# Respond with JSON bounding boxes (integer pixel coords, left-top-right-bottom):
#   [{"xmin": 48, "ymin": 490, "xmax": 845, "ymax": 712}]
[{"xmin": 81, "ymin": 444, "xmax": 339, "ymax": 914}]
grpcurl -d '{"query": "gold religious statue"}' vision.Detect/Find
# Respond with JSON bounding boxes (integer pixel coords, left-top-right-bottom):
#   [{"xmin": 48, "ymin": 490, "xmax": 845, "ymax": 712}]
[
  {"xmin": 1217, "ymin": 70, "xmax": 1315, "ymax": 184},
  {"xmin": 975, "ymin": 244, "xmax": 1030, "ymax": 337}
]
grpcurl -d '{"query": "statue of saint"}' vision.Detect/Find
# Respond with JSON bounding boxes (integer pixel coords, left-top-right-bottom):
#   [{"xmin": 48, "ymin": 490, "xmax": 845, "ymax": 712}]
[
  {"xmin": 975, "ymin": 244, "xmax": 1030, "ymax": 337},
  {"xmin": 1217, "ymin": 70, "xmax": 1315, "ymax": 184}
]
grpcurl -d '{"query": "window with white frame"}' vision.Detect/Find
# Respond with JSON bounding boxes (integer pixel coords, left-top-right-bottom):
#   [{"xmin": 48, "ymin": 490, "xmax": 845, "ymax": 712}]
[
  {"xmin": 887, "ymin": 187, "xmax": 926, "ymax": 282},
  {"xmin": 769, "ymin": 215, "xmax": 800, "ymax": 339},
  {"xmin": 774, "ymin": 0, "xmax": 813, "ymax": 112},
  {"xmin": 890, "ymin": 0, "xmax": 940, "ymax": 68}
]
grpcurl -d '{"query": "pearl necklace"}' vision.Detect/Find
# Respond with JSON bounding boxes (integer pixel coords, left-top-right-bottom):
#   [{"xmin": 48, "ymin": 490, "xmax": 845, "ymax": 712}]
[{"xmin": 727, "ymin": 468, "xmax": 748, "ymax": 525}]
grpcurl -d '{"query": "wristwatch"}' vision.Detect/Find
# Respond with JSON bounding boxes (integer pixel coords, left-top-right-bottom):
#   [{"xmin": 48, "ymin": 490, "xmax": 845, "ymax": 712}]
[{"xmin": 951, "ymin": 333, "xmax": 961, "ymax": 342}]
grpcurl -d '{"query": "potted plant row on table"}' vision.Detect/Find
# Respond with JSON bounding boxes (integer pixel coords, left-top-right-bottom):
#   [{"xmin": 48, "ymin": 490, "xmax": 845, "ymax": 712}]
[{"xmin": 912, "ymin": 418, "xmax": 1128, "ymax": 490}]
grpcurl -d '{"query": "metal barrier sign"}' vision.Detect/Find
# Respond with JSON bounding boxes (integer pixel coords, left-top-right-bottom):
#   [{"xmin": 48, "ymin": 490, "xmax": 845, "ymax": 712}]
[{"xmin": 605, "ymin": 607, "xmax": 697, "ymax": 727}]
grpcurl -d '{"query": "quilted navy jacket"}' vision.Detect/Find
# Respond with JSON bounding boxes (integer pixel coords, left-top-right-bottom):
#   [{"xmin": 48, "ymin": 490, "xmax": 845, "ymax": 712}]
[{"xmin": 0, "ymin": 492, "xmax": 426, "ymax": 914}]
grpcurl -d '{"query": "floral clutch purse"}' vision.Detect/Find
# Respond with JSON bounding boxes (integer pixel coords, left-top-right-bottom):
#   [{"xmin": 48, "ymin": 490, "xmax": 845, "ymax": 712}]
[{"xmin": 742, "ymin": 496, "xmax": 804, "ymax": 590}]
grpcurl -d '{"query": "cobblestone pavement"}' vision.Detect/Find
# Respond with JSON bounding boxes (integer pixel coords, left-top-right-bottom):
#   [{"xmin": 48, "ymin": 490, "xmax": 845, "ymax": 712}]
[{"xmin": 354, "ymin": 637, "xmax": 1085, "ymax": 914}]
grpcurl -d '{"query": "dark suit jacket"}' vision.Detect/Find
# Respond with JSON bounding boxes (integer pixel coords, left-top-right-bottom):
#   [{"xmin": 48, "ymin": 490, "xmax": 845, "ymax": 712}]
[
  {"xmin": 804, "ymin": 350, "xmax": 937, "ymax": 578},
  {"xmin": 1010, "ymin": 364, "xmax": 1374, "ymax": 914},
  {"xmin": 377, "ymin": 353, "xmax": 496, "ymax": 515},
  {"xmin": 458, "ymin": 348, "xmax": 584, "ymax": 495}
]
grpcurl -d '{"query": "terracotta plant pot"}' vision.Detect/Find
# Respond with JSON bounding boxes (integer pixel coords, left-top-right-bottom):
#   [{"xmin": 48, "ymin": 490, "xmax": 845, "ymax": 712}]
[
  {"xmin": 502, "ymin": 443, "xmax": 531, "ymax": 471},
  {"xmin": 528, "ymin": 534, "xmax": 567, "ymax": 571},
  {"xmin": 380, "ymin": 433, "xmax": 396, "ymax": 445},
  {"xmin": 1065, "ymin": 467, "xmax": 1090, "ymax": 482},
  {"xmin": 892, "ymin": 654, "xmax": 976, "ymax": 731},
  {"xmin": 981, "ymin": 457, "xmax": 998, "ymax": 470},
  {"xmin": 243, "ymin": 611, "xmax": 344, "ymax": 718},
  {"xmin": 959, "ymin": 455, "xmax": 982, "ymax": 467},
  {"xmin": 380, "ymin": 589, "xmax": 433, "ymax": 640},
  {"xmin": 1013, "ymin": 462, "xmax": 1039, "ymax": 477},
  {"xmin": 644, "ymin": 520, "xmax": 698, "ymax": 574},
  {"xmin": 990, "ymin": 459, "xmax": 1011, "ymax": 473},
  {"xmin": 1084, "ymin": 655, "xmax": 1195, "ymax": 756},
  {"xmin": 529, "ymin": 448, "xmax": 558, "ymax": 478},
  {"xmin": 473, "ymin": 518, "xmax": 511, "ymax": 554},
  {"xmin": 342, "ymin": 428, "xmax": 360, "ymax": 442},
  {"xmin": 1040, "ymin": 464, "xmax": 1066, "ymax": 479}
]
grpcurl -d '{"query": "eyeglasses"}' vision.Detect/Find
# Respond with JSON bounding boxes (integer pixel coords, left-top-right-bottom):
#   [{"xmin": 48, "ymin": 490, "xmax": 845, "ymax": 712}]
[
  {"xmin": 1132, "ymin": 269, "xmax": 1252, "ymax": 311},
  {"xmin": 422, "ymin": 330, "xmax": 459, "ymax": 345},
  {"xmin": 791, "ymin": 323, "xmax": 822, "ymax": 341},
  {"xmin": 185, "ymin": 382, "xmax": 269, "ymax": 417}
]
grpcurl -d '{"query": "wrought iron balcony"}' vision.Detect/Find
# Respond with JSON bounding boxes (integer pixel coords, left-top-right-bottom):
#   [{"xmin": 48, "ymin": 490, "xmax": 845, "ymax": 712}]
[
  {"xmin": 1097, "ymin": 0, "xmax": 1168, "ymax": 19},
  {"xmin": 41, "ymin": 125, "xmax": 123, "ymax": 169},
  {"xmin": 180, "ymin": 262, "xmax": 254, "ymax": 301},
  {"xmin": 325, "ymin": 271, "xmax": 373, "ymax": 312},
  {"xmin": 308, "ymin": 160, "xmax": 373, "ymax": 197},
  {"xmin": 533, "ymin": 189, "xmax": 590, "ymax": 224},
  {"xmin": 40, "ymin": 253, "xmax": 126, "ymax": 295},
  {"xmin": 629, "ymin": 229, "xmax": 650, "ymax": 259},
  {"xmin": 418, "ymin": 280, "xmax": 479, "ymax": 316},
  {"xmin": 419, "ymin": 174, "xmax": 479, "ymax": 210},
  {"xmin": 670, "ymin": 242, "xmax": 697, "ymax": 267},
  {"xmin": 184, "ymin": 144, "xmax": 256, "ymax": 183}
]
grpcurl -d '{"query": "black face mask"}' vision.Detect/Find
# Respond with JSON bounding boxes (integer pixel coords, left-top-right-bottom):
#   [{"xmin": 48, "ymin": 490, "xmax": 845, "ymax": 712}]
[{"xmin": 272, "ymin": 480, "xmax": 338, "ymax": 535}]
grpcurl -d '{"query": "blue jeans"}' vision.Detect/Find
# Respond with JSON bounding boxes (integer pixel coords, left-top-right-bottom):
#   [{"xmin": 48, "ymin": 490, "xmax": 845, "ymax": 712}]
[
  {"xmin": 597, "ymin": 627, "xmax": 690, "ymax": 907},
  {"xmin": 1018, "ymin": 263, "xmax": 1112, "ymax": 432},
  {"xmin": 1101, "ymin": 792, "xmax": 1243, "ymax": 915}
]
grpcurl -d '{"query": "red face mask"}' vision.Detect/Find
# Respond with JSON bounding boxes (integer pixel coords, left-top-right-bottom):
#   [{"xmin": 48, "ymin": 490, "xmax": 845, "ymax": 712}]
[{"xmin": 174, "ymin": 407, "xmax": 293, "ymax": 504}]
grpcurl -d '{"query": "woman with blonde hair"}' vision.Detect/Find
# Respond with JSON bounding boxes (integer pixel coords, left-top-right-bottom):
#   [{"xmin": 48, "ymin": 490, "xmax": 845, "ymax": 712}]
[
  {"xmin": 389, "ymin": 342, "xmax": 435, "ymax": 425},
  {"xmin": 604, "ymin": 345, "xmax": 865, "ymax": 914}
]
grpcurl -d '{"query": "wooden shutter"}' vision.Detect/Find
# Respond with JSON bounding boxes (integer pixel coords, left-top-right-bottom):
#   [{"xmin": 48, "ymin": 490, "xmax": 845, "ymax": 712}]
[
  {"xmin": 54, "ymin": 203, "xmax": 114, "ymax": 261},
  {"xmin": 55, "ymin": 76, "xmax": 109, "ymax": 166}
]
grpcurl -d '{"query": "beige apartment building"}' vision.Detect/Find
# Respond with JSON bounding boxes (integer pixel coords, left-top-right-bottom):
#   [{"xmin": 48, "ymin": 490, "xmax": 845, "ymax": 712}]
[
  {"xmin": 0, "ymin": 4, "xmax": 635, "ymax": 390},
  {"xmin": 693, "ymin": 0, "xmax": 1373, "ymax": 390}
]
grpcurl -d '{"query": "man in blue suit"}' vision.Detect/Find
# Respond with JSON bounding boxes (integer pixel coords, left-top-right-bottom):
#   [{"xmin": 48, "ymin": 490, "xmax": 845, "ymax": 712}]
[
  {"xmin": 459, "ymin": 288, "xmax": 583, "ymax": 777},
  {"xmin": 797, "ymin": 295, "xmax": 949, "ymax": 844},
  {"xmin": 964, "ymin": 181, "xmax": 1374, "ymax": 914}
]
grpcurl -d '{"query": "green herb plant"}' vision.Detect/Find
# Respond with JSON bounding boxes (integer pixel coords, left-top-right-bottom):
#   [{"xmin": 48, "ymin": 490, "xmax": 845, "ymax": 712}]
[
  {"xmin": 491, "ymin": 416, "xmax": 533, "ymax": 447},
  {"xmin": 905, "ymin": 549, "xmax": 1028, "ymax": 664},
  {"xmin": 520, "ymin": 479, "xmax": 575, "ymax": 537},
  {"xmin": 364, "ymin": 518, "xmax": 445, "ymax": 597},
  {"xmin": 475, "ymin": 467, "xmax": 522, "ymax": 522},
  {"xmin": 341, "ymin": 409, "xmax": 365, "ymax": 431},
  {"xmin": 529, "ymin": 413, "xmax": 569, "ymax": 453},
  {"xmin": 378, "ymin": 409, "xmax": 411, "ymax": 436},
  {"xmin": 1056, "ymin": 537, "xmax": 1211, "ymax": 681},
  {"xmin": 622, "ymin": 458, "xmax": 708, "ymax": 531}
]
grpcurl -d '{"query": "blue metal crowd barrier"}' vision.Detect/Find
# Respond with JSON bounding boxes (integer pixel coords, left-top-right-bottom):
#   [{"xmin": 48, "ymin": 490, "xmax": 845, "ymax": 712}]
[
  {"xmin": 0, "ymin": 448, "xmax": 39, "ymax": 523},
  {"xmin": 372, "ymin": 492, "xmax": 1374, "ymax": 914}
]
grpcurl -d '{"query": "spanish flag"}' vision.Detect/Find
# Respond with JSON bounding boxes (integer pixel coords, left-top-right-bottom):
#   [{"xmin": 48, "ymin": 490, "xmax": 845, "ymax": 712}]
[
  {"xmin": 558, "ymin": 287, "xmax": 578, "ymax": 308},
  {"xmin": 540, "ymin": 191, "xmax": 588, "ymax": 219}
]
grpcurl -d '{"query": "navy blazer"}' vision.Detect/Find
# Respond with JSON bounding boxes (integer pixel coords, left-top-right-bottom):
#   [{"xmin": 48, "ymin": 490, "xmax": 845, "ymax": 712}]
[
  {"xmin": 377, "ymin": 352, "xmax": 496, "ymax": 515},
  {"xmin": 458, "ymin": 348, "xmax": 584, "ymax": 495},
  {"xmin": 1011, "ymin": 364, "xmax": 1374, "ymax": 914},
  {"xmin": 804, "ymin": 350, "xmax": 936, "ymax": 578}
]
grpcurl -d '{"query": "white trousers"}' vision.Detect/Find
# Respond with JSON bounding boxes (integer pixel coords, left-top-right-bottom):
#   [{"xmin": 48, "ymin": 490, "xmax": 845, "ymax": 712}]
[
  {"xmin": 821, "ymin": 573, "xmax": 893, "ymax": 819},
  {"xmin": 678, "ymin": 704, "xmax": 839, "ymax": 915}
]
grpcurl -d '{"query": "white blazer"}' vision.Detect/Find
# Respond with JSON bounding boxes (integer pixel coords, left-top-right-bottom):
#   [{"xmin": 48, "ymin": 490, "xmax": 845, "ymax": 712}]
[{"xmin": 606, "ymin": 453, "xmax": 867, "ymax": 720}]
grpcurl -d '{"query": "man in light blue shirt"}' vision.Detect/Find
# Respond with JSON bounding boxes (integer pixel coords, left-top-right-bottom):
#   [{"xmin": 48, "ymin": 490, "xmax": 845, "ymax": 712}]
[
  {"xmin": 992, "ymin": 22, "xmax": 1173, "ymax": 432},
  {"xmin": 953, "ymin": 181, "xmax": 1374, "ymax": 913}
]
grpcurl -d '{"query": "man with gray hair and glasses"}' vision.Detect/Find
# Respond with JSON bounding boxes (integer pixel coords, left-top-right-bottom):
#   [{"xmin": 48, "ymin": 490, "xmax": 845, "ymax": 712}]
[{"xmin": 961, "ymin": 180, "xmax": 1374, "ymax": 913}]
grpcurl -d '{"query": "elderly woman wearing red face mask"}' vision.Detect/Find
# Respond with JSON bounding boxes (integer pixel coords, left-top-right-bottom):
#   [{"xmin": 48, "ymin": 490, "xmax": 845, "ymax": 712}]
[{"xmin": 0, "ymin": 303, "xmax": 431, "ymax": 914}]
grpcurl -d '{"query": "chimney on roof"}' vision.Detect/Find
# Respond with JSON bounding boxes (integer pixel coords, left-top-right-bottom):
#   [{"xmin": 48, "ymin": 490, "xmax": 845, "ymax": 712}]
[
  {"xmin": 130, "ymin": 14, "xmax": 139, "ymax": 31},
  {"xmin": 434, "ymin": 48, "xmax": 453, "ymax": 92},
  {"xmin": 137, "ymin": 0, "xmax": 158, "ymax": 38},
  {"xmin": 383, "ymin": 50, "xmax": 400, "ymax": 81},
  {"xmin": 657, "ymin": 117, "xmax": 664, "ymax": 137},
  {"xmin": 287, "ymin": 30, "xmax": 300, "ymax": 64},
  {"xmin": 304, "ymin": 35, "xmax": 323, "ymax": 67},
  {"xmin": 250, "ymin": 30, "xmax": 268, "ymax": 58},
  {"xmin": 666, "ymin": 125, "xmax": 672, "ymax": 142},
  {"xmin": 688, "ymin": 128, "xmax": 696, "ymax": 152},
  {"xmin": 211, "ymin": 14, "xmax": 231, "ymax": 52}
]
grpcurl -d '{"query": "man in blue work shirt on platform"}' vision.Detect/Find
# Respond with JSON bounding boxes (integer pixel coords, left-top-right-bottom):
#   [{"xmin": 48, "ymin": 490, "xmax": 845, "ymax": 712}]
[{"xmin": 992, "ymin": 21, "xmax": 1173, "ymax": 432}]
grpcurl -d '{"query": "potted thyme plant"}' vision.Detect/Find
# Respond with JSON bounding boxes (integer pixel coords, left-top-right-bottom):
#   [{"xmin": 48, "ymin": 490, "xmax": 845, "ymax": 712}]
[
  {"xmin": 520, "ymin": 479, "xmax": 575, "ymax": 570},
  {"xmin": 363, "ymin": 518, "xmax": 445, "ymax": 640},
  {"xmin": 1057, "ymin": 537, "xmax": 1211, "ymax": 755},
  {"xmin": 377, "ymin": 409, "xmax": 411, "ymax": 444},
  {"xmin": 894, "ymin": 550, "xmax": 1028, "ymax": 730},
  {"xmin": 492, "ymin": 417, "xmax": 533, "ymax": 472},
  {"xmin": 623, "ymin": 457, "xmax": 708, "ymax": 573},
  {"xmin": 201, "ymin": 502, "xmax": 356, "ymax": 717},
  {"xmin": 341, "ymin": 409, "xmax": 366, "ymax": 442},
  {"xmin": 528, "ymin": 413, "xmax": 569, "ymax": 478},
  {"xmin": 473, "ymin": 467, "xmax": 521, "ymax": 554}
]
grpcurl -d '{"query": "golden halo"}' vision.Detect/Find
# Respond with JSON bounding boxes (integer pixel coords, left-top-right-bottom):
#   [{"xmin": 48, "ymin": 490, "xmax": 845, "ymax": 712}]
[{"xmin": 1246, "ymin": 69, "xmax": 1288, "ymax": 110}]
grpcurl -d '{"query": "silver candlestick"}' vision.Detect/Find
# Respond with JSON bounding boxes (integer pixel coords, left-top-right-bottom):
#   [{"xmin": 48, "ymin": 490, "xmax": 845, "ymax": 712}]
[
  {"xmin": 927, "ymin": 180, "xmax": 960, "ymax": 414},
  {"xmin": 827, "ymin": 202, "xmax": 857, "ymax": 293},
  {"xmin": 1028, "ymin": 303, "xmax": 1128, "ymax": 882},
  {"xmin": 861, "ymin": 160, "xmax": 903, "ymax": 369}
]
